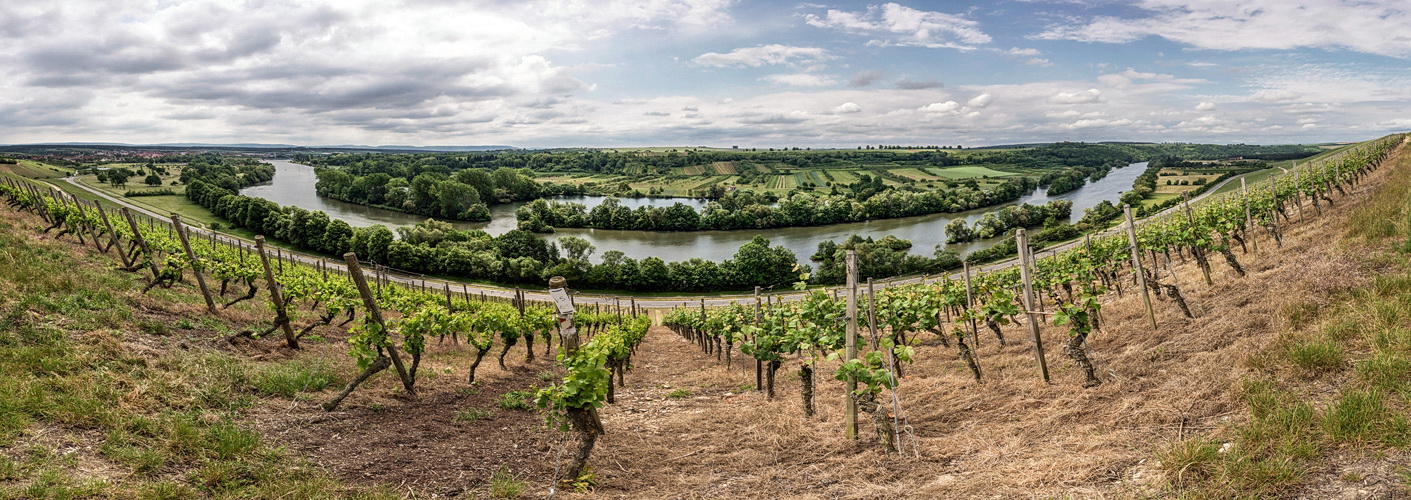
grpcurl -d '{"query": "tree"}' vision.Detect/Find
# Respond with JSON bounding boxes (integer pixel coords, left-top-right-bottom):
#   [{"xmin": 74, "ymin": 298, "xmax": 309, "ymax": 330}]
[
  {"xmin": 106, "ymin": 168, "xmax": 132, "ymax": 187},
  {"xmin": 144, "ymin": 174, "xmax": 162, "ymax": 186},
  {"xmin": 558, "ymin": 236, "xmax": 595, "ymax": 262},
  {"xmin": 725, "ymin": 236, "xmax": 799, "ymax": 289}
]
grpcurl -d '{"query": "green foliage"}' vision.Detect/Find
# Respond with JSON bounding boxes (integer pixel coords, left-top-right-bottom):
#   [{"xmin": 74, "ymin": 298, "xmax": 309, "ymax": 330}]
[{"xmin": 497, "ymin": 390, "xmax": 535, "ymax": 411}]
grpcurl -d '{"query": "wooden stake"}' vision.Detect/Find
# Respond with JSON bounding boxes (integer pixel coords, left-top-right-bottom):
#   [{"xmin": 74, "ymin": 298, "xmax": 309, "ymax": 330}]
[
  {"xmin": 256, "ymin": 236, "xmax": 299, "ymax": 349},
  {"xmin": 844, "ymin": 249, "xmax": 859, "ymax": 438},
  {"xmin": 94, "ymin": 202, "xmax": 131, "ymax": 267},
  {"xmin": 171, "ymin": 216, "xmax": 216, "ymax": 314},
  {"xmin": 1123, "ymin": 206, "xmax": 1158, "ymax": 330},
  {"xmin": 1016, "ymin": 229, "xmax": 1050, "ymax": 383},
  {"xmin": 754, "ymin": 286, "xmax": 762, "ymax": 392},
  {"xmin": 1241, "ymin": 178, "xmax": 1257, "ymax": 254},
  {"xmin": 120, "ymin": 208, "xmax": 162, "ymax": 282},
  {"xmin": 344, "ymin": 253, "xmax": 416, "ymax": 394}
]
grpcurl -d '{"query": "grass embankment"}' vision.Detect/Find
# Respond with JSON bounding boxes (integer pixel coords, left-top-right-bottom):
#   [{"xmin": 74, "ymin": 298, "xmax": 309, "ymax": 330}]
[
  {"xmin": 1159, "ymin": 141, "xmax": 1411, "ymax": 498},
  {"xmin": 0, "ymin": 209, "xmax": 395, "ymax": 498}
]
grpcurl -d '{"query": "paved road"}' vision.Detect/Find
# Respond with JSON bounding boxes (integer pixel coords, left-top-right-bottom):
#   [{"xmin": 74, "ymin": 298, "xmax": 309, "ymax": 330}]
[{"xmin": 49, "ymin": 171, "xmax": 1249, "ymax": 310}]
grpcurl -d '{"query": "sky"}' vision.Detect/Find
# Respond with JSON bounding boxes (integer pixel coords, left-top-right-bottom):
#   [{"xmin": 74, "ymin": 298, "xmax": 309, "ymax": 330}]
[{"xmin": 2, "ymin": 0, "xmax": 1410, "ymax": 148}]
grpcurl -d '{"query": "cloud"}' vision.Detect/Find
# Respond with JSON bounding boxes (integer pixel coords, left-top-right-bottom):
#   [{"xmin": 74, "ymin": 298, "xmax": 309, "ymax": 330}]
[
  {"xmin": 0, "ymin": 0, "xmax": 732, "ymax": 142},
  {"xmin": 1050, "ymin": 89, "xmax": 1104, "ymax": 104},
  {"xmin": 693, "ymin": 44, "xmax": 834, "ymax": 67},
  {"xmin": 1006, "ymin": 47, "xmax": 1042, "ymax": 57},
  {"xmin": 805, "ymin": 3, "xmax": 991, "ymax": 50},
  {"xmin": 737, "ymin": 111, "xmax": 810, "ymax": 124},
  {"xmin": 919, "ymin": 101, "xmax": 961, "ymax": 114},
  {"xmin": 849, "ymin": 70, "xmax": 886, "ymax": 87},
  {"xmin": 681, "ymin": 106, "xmax": 699, "ymax": 112},
  {"xmin": 832, "ymin": 102, "xmax": 862, "ymax": 114},
  {"xmin": 1037, "ymin": 0, "xmax": 1411, "ymax": 58},
  {"xmin": 896, "ymin": 79, "xmax": 943, "ymax": 90},
  {"xmin": 644, "ymin": 111, "xmax": 671, "ymax": 116},
  {"xmin": 966, "ymin": 93, "xmax": 993, "ymax": 108},
  {"xmin": 1025, "ymin": 58, "xmax": 1052, "ymax": 66},
  {"xmin": 1098, "ymin": 68, "xmax": 1210, "ymax": 88},
  {"xmin": 762, "ymin": 73, "xmax": 836, "ymax": 86},
  {"xmin": 1195, "ymin": 102, "xmax": 1216, "ymax": 111}
]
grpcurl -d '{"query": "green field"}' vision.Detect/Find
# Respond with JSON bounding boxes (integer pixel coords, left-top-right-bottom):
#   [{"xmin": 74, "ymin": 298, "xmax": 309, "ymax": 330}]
[
  {"xmin": 1, "ymin": 160, "xmax": 72, "ymax": 179},
  {"xmin": 931, "ymin": 165, "xmax": 1018, "ymax": 179},
  {"xmin": 710, "ymin": 162, "xmax": 738, "ymax": 175}
]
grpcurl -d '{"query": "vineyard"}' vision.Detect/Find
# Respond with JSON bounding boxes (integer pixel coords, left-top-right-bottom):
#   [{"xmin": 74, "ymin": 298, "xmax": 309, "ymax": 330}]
[{"xmin": 0, "ymin": 132, "xmax": 1407, "ymax": 497}]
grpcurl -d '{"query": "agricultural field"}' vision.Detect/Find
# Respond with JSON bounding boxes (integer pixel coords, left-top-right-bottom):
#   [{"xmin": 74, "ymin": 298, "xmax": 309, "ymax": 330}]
[
  {"xmin": 0, "ymin": 159, "xmax": 72, "ymax": 179},
  {"xmin": 1154, "ymin": 169, "xmax": 1221, "ymax": 195},
  {"xmin": 929, "ymin": 165, "xmax": 1019, "ymax": 179},
  {"xmin": 710, "ymin": 161, "xmax": 738, "ymax": 175}
]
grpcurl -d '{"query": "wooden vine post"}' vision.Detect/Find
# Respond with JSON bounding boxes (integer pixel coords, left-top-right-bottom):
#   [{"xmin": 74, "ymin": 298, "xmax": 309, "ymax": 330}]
[
  {"xmin": 1015, "ymin": 229, "xmax": 1050, "ymax": 383},
  {"xmin": 754, "ymin": 286, "xmax": 763, "ymax": 392},
  {"xmin": 1241, "ymin": 178, "xmax": 1258, "ymax": 254},
  {"xmin": 548, "ymin": 275, "xmax": 603, "ymax": 482},
  {"xmin": 119, "ymin": 208, "xmax": 162, "ymax": 282},
  {"xmin": 94, "ymin": 203, "xmax": 132, "ymax": 268},
  {"xmin": 844, "ymin": 250, "xmax": 860, "ymax": 439},
  {"xmin": 1292, "ymin": 162, "xmax": 1306, "ymax": 222},
  {"xmin": 255, "ymin": 236, "xmax": 299, "ymax": 349},
  {"xmin": 324, "ymin": 253, "xmax": 416, "ymax": 411},
  {"xmin": 1123, "ymin": 206, "xmax": 1158, "ymax": 330},
  {"xmin": 171, "ymin": 215, "xmax": 216, "ymax": 314},
  {"xmin": 1182, "ymin": 192, "xmax": 1213, "ymax": 285}
]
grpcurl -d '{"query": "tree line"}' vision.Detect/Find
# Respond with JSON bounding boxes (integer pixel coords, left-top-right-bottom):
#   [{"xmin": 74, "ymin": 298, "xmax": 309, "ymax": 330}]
[
  {"xmin": 943, "ymin": 200, "xmax": 1073, "ymax": 243},
  {"xmin": 515, "ymin": 177, "xmax": 1039, "ymax": 232}
]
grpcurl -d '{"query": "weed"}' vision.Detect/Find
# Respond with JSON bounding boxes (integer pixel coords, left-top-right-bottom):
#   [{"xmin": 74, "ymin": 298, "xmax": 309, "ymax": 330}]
[
  {"xmin": 537, "ymin": 371, "xmax": 556, "ymax": 382},
  {"xmin": 1322, "ymin": 390, "xmax": 1391, "ymax": 444},
  {"xmin": 137, "ymin": 318, "xmax": 169, "ymax": 336},
  {"xmin": 1287, "ymin": 341, "xmax": 1344, "ymax": 374},
  {"xmin": 490, "ymin": 468, "xmax": 528, "ymax": 498},
  {"xmin": 454, "ymin": 408, "xmax": 494, "ymax": 422},
  {"xmin": 666, "ymin": 388, "xmax": 692, "ymax": 399},
  {"xmin": 498, "ymin": 390, "xmax": 535, "ymax": 411},
  {"xmin": 252, "ymin": 359, "xmax": 340, "ymax": 398}
]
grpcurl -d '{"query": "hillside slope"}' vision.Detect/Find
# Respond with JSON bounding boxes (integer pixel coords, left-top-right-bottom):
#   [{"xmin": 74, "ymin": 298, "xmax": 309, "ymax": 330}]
[{"xmin": 0, "ymin": 138, "xmax": 1408, "ymax": 498}]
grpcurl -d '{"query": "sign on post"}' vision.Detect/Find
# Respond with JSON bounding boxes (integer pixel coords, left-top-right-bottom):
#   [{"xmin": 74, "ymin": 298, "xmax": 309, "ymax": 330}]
[{"xmin": 549, "ymin": 287, "xmax": 576, "ymax": 315}]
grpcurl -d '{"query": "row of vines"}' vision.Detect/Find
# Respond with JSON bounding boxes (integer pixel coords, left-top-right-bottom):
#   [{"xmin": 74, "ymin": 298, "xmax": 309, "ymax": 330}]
[
  {"xmin": 664, "ymin": 133, "xmax": 1405, "ymax": 450},
  {"xmin": 0, "ymin": 178, "xmax": 649, "ymax": 481}
]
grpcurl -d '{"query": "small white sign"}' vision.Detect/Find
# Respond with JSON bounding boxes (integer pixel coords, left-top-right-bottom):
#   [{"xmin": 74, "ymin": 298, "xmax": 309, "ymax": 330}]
[{"xmin": 549, "ymin": 287, "xmax": 575, "ymax": 314}]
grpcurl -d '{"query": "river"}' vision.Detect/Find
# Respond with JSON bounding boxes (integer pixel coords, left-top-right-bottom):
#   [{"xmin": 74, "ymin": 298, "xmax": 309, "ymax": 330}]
[{"xmin": 242, "ymin": 160, "xmax": 1147, "ymax": 263}]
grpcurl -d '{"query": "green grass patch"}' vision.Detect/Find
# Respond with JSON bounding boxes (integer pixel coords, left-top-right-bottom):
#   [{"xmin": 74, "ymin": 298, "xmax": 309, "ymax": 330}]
[
  {"xmin": 497, "ymin": 389, "xmax": 535, "ymax": 411},
  {"xmin": 1286, "ymin": 340, "xmax": 1344, "ymax": 374},
  {"xmin": 252, "ymin": 359, "xmax": 342, "ymax": 398}
]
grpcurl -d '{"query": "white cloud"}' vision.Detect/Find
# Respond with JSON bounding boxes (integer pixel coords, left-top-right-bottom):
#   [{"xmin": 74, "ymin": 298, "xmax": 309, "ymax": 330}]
[
  {"xmin": 1025, "ymin": 58, "xmax": 1052, "ymax": 66},
  {"xmin": 1006, "ymin": 47, "xmax": 1041, "ymax": 56},
  {"xmin": 966, "ymin": 93, "xmax": 993, "ymax": 108},
  {"xmin": 805, "ymin": 3, "xmax": 991, "ymax": 50},
  {"xmin": 1050, "ymin": 89, "xmax": 1104, "ymax": 104},
  {"xmin": 693, "ymin": 44, "xmax": 834, "ymax": 67},
  {"xmin": 1195, "ymin": 102, "xmax": 1216, "ymax": 111},
  {"xmin": 919, "ymin": 101, "xmax": 961, "ymax": 114},
  {"xmin": 833, "ymin": 102, "xmax": 862, "ymax": 114},
  {"xmin": 762, "ymin": 73, "xmax": 836, "ymax": 86},
  {"xmin": 1037, "ymin": 0, "xmax": 1411, "ymax": 58}
]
